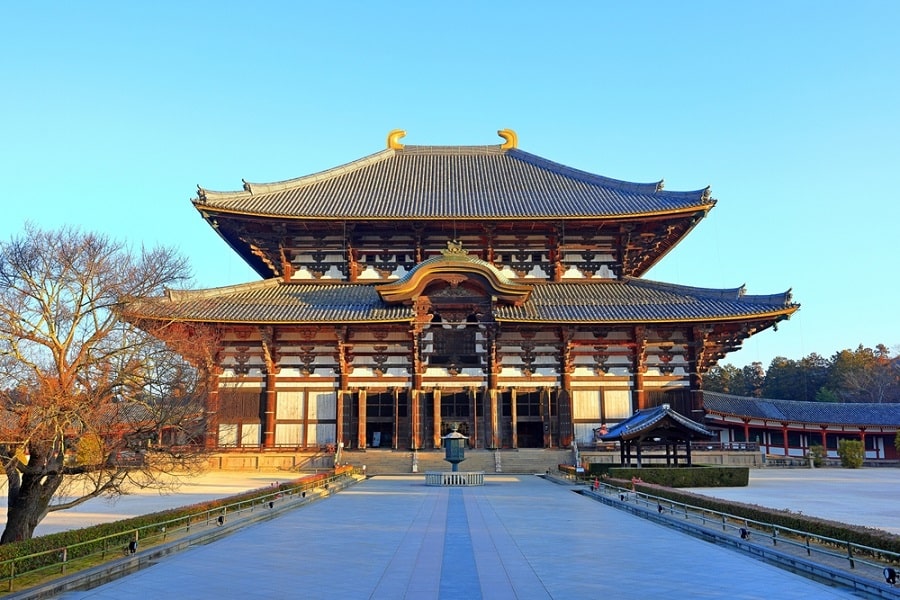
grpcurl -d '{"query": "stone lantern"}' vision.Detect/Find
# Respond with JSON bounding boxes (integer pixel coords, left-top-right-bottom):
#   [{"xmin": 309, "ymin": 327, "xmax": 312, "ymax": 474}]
[{"xmin": 442, "ymin": 424, "xmax": 467, "ymax": 472}]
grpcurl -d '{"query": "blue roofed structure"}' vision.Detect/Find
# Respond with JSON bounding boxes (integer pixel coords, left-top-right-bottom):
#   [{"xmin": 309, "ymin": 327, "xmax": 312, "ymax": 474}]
[{"xmin": 596, "ymin": 404, "xmax": 715, "ymax": 466}]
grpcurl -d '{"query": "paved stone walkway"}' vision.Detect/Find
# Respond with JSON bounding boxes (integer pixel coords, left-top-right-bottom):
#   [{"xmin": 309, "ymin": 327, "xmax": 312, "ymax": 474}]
[{"xmin": 57, "ymin": 475, "xmax": 867, "ymax": 599}]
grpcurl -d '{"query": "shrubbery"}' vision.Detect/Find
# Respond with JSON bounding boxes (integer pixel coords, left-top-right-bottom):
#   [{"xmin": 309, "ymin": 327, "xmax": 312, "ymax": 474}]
[
  {"xmin": 837, "ymin": 439, "xmax": 864, "ymax": 468},
  {"xmin": 606, "ymin": 466, "xmax": 749, "ymax": 487}
]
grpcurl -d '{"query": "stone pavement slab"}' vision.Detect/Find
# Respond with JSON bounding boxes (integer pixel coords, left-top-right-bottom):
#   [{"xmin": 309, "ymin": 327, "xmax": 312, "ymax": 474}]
[{"xmin": 57, "ymin": 474, "xmax": 863, "ymax": 600}]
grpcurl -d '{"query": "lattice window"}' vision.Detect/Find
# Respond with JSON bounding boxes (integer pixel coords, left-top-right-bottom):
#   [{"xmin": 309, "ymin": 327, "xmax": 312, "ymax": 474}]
[
  {"xmin": 366, "ymin": 392, "xmax": 395, "ymax": 418},
  {"xmin": 440, "ymin": 392, "xmax": 470, "ymax": 418},
  {"xmin": 516, "ymin": 390, "xmax": 542, "ymax": 417},
  {"xmin": 430, "ymin": 327, "xmax": 479, "ymax": 366}
]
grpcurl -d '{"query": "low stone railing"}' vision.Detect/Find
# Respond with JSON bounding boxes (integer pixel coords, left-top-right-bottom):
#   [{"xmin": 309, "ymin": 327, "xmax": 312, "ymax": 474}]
[{"xmin": 424, "ymin": 471, "xmax": 485, "ymax": 486}]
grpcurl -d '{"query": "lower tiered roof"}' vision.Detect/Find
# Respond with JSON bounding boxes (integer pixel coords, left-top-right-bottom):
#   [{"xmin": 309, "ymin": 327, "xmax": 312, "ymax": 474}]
[{"xmin": 124, "ymin": 277, "xmax": 796, "ymax": 326}]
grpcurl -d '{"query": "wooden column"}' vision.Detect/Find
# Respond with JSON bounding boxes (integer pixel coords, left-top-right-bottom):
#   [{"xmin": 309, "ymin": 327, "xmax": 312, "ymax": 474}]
[
  {"xmin": 392, "ymin": 388, "xmax": 400, "ymax": 450},
  {"xmin": 357, "ymin": 389, "xmax": 367, "ymax": 449},
  {"xmin": 633, "ymin": 326, "xmax": 647, "ymax": 412},
  {"xmin": 260, "ymin": 327, "xmax": 279, "ymax": 449},
  {"xmin": 489, "ymin": 389, "xmax": 499, "ymax": 449},
  {"xmin": 510, "ymin": 388, "xmax": 518, "ymax": 449},
  {"xmin": 542, "ymin": 388, "xmax": 552, "ymax": 448},
  {"xmin": 689, "ymin": 326, "xmax": 708, "ymax": 416},
  {"xmin": 336, "ymin": 390, "xmax": 345, "ymax": 449},
  {"xmin": 558, "ymin": 328, "xmax": 574, "ymax": 447},
  {"xmin": 264, "ymin": 371, "xmax": 277, "ymax": 448},
  {"xmin": 335, "ymin": 327, "xmax": 350, "ymax": 449},
  {"xmin": 205, "ymin": 368, "xmax": 222, "ymax": 449},
  {"xmin": 781, "ymin": 422, "xmax": 789, "ymax": 456},
  {"xmin": 410, "ymin": 389, "xmax": 421, "ymax": 450},
  {"xmin": 433, "ymin": 388, "xmax": 442, "ymax": 449},
  {"xmin": 487, "ymin": 327, "xmax": 500, "ymax": 449},
  {"xmin": 550, "ymin": 225, "xmax": 563, "ymax": 282},
  {"xmin": 469, "ymin": 387, "xmax": 478, "ymax": 449},
  {"xmin": 346, "ymin": 226, "xmax": 360, "ymax": 282},
  {"xmin": 410, "ymin": 315, "xmax": 427, "ymax": 450}
]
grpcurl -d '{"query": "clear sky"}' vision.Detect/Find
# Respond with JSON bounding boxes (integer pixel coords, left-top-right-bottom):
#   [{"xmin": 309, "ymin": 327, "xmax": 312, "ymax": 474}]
[{"xmin": 2, "ymin": 2, "xmax": 898, "ymax": 369}]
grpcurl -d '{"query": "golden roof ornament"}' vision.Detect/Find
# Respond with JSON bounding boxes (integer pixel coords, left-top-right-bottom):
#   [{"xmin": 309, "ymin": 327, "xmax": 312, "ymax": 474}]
[
  {"xmin": 497, "ymin": 129, "xmax": 518, "ymax": 149},
  {"xmin": 441, "ymin": 239, "xmax": 468, "ymax": 258},
  {"xmin": 387, "ymin": 129, "xmax": 406, "ymax": 150}
]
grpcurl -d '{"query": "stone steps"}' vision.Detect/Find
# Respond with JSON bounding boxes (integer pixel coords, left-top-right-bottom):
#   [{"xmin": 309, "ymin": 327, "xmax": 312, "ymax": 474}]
[{"xmin": 344, "ymin": 448, "xmax": 573, "ymax": 475}]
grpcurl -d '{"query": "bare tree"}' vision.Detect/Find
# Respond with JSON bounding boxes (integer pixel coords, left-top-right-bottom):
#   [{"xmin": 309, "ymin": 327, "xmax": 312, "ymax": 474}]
[{"xmin": 0, "ymin": 224, "xmax": 213, "ymax": 543}]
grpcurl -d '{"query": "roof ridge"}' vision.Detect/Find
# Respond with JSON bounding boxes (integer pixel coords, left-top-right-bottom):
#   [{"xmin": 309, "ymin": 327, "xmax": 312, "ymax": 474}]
[
  {"xmin": 508, "ymin": 149, "xmax": 713, "ymax": 201},
  {"xmin": 165, "ymin": 278, "xmax": 282, "ymax": 301},
  {"xmin": 195, "ymin": 148, "xmax": 396, "ymax": 201},
  {"xmin": 398, "ymin": 144, "xmax": 506, "ymax": 155},
  {"xmin": 625, "ymin": 277, "xmax": 795, "ymax": 306},
  {"xmin": 624, "ymin": 277, "xmax": 745, "ymax": 299}
]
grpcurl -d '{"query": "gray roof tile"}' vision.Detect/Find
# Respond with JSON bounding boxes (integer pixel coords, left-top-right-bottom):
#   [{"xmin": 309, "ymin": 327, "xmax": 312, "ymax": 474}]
[
  {"xmin": 194, "ymin": 145, "xmax": 713, "ymax": 220},
  {"xmin": 702, "ymin": 391, "xmax": 900, "ymax": 427},
  {"xmin": 125, "ymin": 277, "xmax": 794, "ymax": 325},
  {"xmin": 495, "ymin": 278, "xmax": 795, "ymax": 323}
]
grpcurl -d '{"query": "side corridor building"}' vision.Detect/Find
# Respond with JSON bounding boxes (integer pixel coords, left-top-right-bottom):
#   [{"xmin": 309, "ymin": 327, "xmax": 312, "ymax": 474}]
[{"xmin": 126, "ymin": 130, "xmax": 799, "ymax": 452}]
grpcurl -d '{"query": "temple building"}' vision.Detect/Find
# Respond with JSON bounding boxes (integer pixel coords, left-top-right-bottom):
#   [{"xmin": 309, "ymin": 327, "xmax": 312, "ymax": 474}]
[
  {"xmin": 125, "ymin": 130, "xmax": 799, "ymax": 452},
  {"xmin": 702, "ymin": 392, "xmax": 900, "ymax": 461}
]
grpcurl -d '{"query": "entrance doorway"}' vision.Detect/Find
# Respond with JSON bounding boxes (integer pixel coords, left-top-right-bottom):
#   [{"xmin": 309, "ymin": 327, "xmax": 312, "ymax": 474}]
[
  {"xmin": 365, "ymin": 390, "xmax": 401, "ymax": 449},
  {"xmin": 516, "ymin": 422, "xmax": 544, "ymax": 448},
  {"xmin": 516, "ymin": 390, "xmax": 544, "ymax": 448},
  {"xmin": 440, "ymin": 391, "xmax": 472, "ymax": 447}
]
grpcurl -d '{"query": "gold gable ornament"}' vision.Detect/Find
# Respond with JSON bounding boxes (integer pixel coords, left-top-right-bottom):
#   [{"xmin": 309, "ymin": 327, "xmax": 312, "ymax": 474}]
[
  {"xmin": 441, "ymin": 239, "xmax": 468, "ymax": 259},
  {"xmin": 497, "ymin": 129, "xmax": 518, "ymax": 149},
  {"xmin": 387, "ymin": 129, "xmax": 406, "ymax": 150}
]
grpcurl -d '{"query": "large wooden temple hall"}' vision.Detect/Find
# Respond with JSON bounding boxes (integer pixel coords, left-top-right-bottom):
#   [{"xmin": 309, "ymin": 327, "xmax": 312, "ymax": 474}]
[{"xmin": 126, "ymin": 130, "xmax": 799, "ymax": 452}]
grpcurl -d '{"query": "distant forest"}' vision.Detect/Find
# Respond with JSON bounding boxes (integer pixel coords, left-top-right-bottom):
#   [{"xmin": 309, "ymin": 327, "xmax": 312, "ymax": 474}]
[{"xmin": 703, "ymin": 344, "xmax": 900, "ymax": 403}]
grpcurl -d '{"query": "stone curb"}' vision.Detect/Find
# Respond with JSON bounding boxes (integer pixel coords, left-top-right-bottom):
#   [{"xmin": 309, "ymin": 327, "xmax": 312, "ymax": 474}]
[
  {"xmin": 5, "ymin": 476, "xmax": 361, "ymax": 600},
  {"xmin": 580, "ymin": 487, "xmax": 900, "ymax": 600}
]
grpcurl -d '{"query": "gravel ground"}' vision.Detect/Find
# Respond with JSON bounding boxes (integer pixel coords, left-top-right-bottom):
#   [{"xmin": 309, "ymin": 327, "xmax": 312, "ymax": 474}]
[{"xmin": 683, "ymin": 467, "xmax": 900, "ymax": 534}]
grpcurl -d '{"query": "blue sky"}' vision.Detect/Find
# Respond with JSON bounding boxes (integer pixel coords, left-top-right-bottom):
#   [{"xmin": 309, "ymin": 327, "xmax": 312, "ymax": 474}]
[{"xmin": 2, "ymin": 2, "xmax": 898, "ymax": 369}]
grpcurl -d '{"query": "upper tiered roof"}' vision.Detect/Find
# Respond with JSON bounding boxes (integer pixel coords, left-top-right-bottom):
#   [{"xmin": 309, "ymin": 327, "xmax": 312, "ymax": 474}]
[{"xmin": 194, "ymin": 130, "xmax": 715, "ymax": 221}]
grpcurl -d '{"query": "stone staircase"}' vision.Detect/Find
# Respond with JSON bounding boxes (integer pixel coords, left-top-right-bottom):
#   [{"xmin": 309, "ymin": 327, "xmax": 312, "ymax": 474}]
[{"xmin": 343, "ymin": 448, "xmax": 573, "ymax": 476}]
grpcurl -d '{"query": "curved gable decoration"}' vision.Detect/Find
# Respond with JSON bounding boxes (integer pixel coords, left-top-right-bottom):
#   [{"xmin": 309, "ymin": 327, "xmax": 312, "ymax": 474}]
[{"xmin": 377, "ymin": 241, "xmax": 532, "ymax": 305}]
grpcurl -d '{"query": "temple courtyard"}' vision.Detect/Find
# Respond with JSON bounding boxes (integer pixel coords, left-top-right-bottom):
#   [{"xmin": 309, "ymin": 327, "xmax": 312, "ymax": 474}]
[{"xmin": 2, "ymin": 467, "xmax": 893, "ymax": 599}]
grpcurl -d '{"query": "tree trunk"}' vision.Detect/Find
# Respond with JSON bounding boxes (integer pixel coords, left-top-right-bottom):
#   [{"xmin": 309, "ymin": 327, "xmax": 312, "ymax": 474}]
[{"xmin": 2, "ymin": 453, "xmax": 64, "ymax": 544}]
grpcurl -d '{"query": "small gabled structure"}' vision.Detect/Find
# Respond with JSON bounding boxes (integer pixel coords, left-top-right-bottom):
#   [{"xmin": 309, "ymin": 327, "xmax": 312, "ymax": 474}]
[{"xmin": 597, "ymin": 403, "xmax": 715, "ymax": 467}]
